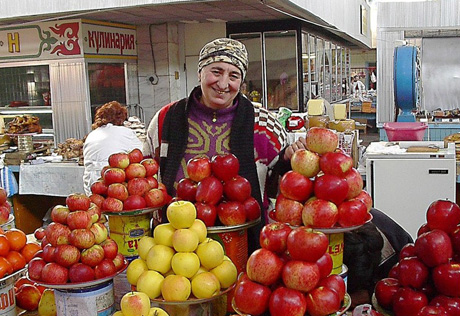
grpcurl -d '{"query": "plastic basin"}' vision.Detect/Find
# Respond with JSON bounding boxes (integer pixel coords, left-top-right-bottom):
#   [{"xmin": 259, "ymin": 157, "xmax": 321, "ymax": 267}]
[{"xmin": 383, "ymin": 122, "xmax": 428, "ymax": 141}]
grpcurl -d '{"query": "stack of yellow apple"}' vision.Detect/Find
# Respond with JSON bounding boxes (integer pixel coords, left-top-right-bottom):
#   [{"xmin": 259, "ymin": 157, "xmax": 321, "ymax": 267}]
[
  {"xmin": 125, "ymin": 200, "xmax": 238, "ymax": 301},
  {"xmin": 113, "ymin": 291, "xmax": 169, "ymax": 316}
]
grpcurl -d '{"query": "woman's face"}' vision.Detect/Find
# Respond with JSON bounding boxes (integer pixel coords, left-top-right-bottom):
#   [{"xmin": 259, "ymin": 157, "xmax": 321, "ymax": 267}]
[{"xmin": 198, "ymin": 62, "xmax": 242, "ymax": 110}]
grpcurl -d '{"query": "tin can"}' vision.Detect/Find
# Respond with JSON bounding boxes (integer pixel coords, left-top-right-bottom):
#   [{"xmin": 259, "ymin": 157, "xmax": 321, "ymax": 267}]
[
  {"xmin": 328, "ymin": 232, "xmax": 344, "ymax": 274},
  {"xmin": 0, "ymin": 269, "xmax": 24, "ymax": 316}
]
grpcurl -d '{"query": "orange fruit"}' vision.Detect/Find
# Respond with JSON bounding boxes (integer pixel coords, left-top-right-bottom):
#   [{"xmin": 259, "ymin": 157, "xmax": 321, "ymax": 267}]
[
  {"xmin": 5, "ymin": 229, "xmax": 27, "ymax": 252},
  {"xmin": 6, "ymin": 251, "xmax": 26, "ymax": 271},
  {"xmin": 0, "ymin": 256, "xmax": 13, "ymax": 279},
  {"xmin": 0, "ymin": 227, "xmax": 4, "ymax": 234},
  {"xmin": 0, "ymin": 235, "xmax": 10, "ymax": 257},
  {"xmin": 21, "ymin": 243, "xmax": 42, "ymax": 263}
]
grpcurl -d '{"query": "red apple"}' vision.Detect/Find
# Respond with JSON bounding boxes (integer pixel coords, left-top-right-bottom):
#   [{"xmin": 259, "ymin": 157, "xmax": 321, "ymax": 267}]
[
  {"xmin": 217, "ymin": 201, "xmax": 246, "ymax": 226},
  {"xmin": 125, "ymin": 163, "xmax": 146, "ymax": 180},
  {"xmin": 0, "ymin": 188, "xmax": 6, "ymax": 205},
  {"xmin": 259, "ymin": 222, "xmax": 292, "ymax": 254},
  {"xmin": 66, "ymin": 193, "xmax": 91, "ymax": 211},
  {"xmin": 102, "ymin": 167, "xmax": 126, "ymax": 185},
  {"xmin": 195, "ymin": 202, "xmax": 217, "ymax": 227},
  {"xmin": 306, "ymin": 127, "xmax": 339, "ymax": 155},
  {"xmin": 287, "ymin": 227, "xmax": 329, "ymax": 262},
  {"xmin": 211, "ymin": 153, "xmax": 240, "ymax": 182},
  {"xmin": 452, "ymin": 226, "xmax": 460, "ymax": 255},
  {"xmin": 319, "ymin": 151, "xmax": 353, "ymax": 177},
  {"xmin": 187, "ymin": 156, "xmax": 212, "ymax": 182},
  {"xmin": 316, "ymin": 252, "xmax": 333, "ymax": 279},
  {"xmin": 90, "ymin": 180, "xmax": 108, "ymax": 196},
  {"xmin": 282, "ymin": 260, "xmax": 320, "ymax": 292},
  {"xmin": 374, "ymin": 277, "xmax": 401, "ymax": 310},
  {"xmin": 107, "ymin": 183, "xmax": 129, "ymax": 201},
  {"xmin": 223, "ymin": 176, "xmax": 251, "ymax": 202},
  {"xmin": 144, "ymin": 188, "xmax": 165, "ymax": 208},
  {"xmin": 141, "ymin": 158, "xmax": 159, "ymax": 177},
  {"xmin": 430, "ymin": 295, "xmax": 460, "ymax": 316},
  {"xmin": 112, "ymin": 253, "xmax": 126, "ymax": 271},
  {"xmin": 66, "ymin": 210, "xmax": 92, "ymax": 230},
  {"xmin": 418, "ymin": 223, "xmax": 431, "ymax": 237},
  {"xmin": 318, "ymin": 274, "xmax": 346, "ymax": 301},
  {"xmin": 426, "ymin": 199, "xmax": 460, "ymax": 234},
  {"xmin": 145, "ymin": 176, "xmax": 158, "ymax": 189},
  {"xmin": 432, "ymin": 262, "xmax": 460, "ymax": 297},
  {"xmin": 80, "ymin": 244, "xmax": 105, "ymax": 267},
  {"xmin": 27, "ymin": 257, "xmax": 46, "ymax": 280},
  {"xmin": 69, "ymin": 263, "xmax": 96, "ymax": 283},
  {"xmin": 89, "ymin": 194, "xmax": 105, "ymax": 208},
  {"xmin": 417, "ymin": 306, "xmax": 448, "ymax": 316},
  {"xmin": 415, "ymin": 229, "xmax": 453, "ymax": 267},
  {"xmin": 54, "ymin": 244, "xmax": 81, "ymax": 267},
  {"xmin": 15, "ymin": 284, "xmax": 41, "ymax": 311},
  {"xmin": 398, "ymin": 257, "xmax": 429, "ymax": 289},
  {"xmin": 42, "ymin": 244, "xmax": 56, "ymax": 263},
  {"xmin": 246, "ymin": 248, "xmax": 284, "ymax": 286},
  {"xmin": 69, "ymin": 228, "xmax": 96, "ymax": 250},
  {"xmin": 45, "ymin": 222, "xmax": 71, "ymax": 246},
  {"xmin": 102, "ymin": 197, "xmax": 124, "ymax": 212},
  {"xmin": 33, "ymin": 227, "xmax": 46, "ymax": 241},
  {"xmin": 89, "ymin": 222, "xmax": 108, "ymax": 244},
  {"xmin": 195, "ymin": 176, "xmax": 223, "ymax": 205},
  {"xmin": 243, "ymin": 197, "xmax": 261, "ymax": 221},
  {"xmin": 351, "ymin": 190, "xmax": 373, "ymax": 212},
  {"xmin": 279, "ymin": 171, "xmax": 313, "ymax": 202},
  {"xmin": 233, "ymin": 278, "xmax": 271, "ymax": 315},
  {"xmin": 392, "ymin": 287, "xmax": 428, "ymax": 316},
  {"xmin": 306, "ymin": 286, "xmax": 341, "ymax": 316},
  {"xmin": 399, "ymin": 243, "xmax": 416, "ymax": 260},
  {"xmin": 337, "ymin": 199, "xmax": 368, "ymax": 227},
  {"xmin": 123, "ymin": 195, "xmax": 147, "ymax": 210},
  {"xmin": 41, "ymin": 262, "xmax": 69, "ymax": 284},
  {"xmin": 176, "ymin": 178, "xmax": 197, "ymax": 202},
  {"xmin": 94, "ymin": 258, "xmax": 117, "ymax": 279},
  {"xmin": 128, "ymin": 148, "xmax": 144, "ymax": 163},
  {"xmin": 343, "ymin": 167, "xmax": 364, "ymax": 199},
  {"xmin": 275, "ymin": 194, "xmax": 303, "ymax": 226},
  {"xmin": 0, "ymin": 205, "xmax": 9, "ymax": 225},
  {"xmin": 50, "ymin": 205, "xmax": 70, "ymax": 225},
  {"xmin": 314, "ymin": 174, "xmax": 349, "ymax": 206},
  {"xmin": 389, "ymin": 262, "xmax": 400, "ymax": 279},
  {"xmin": 302, "ymin": 198, "xmax": 338, "ymax": 228},
  {"xmin": 290, "ymin": 149, "xmax": 320, "ymax": 178},
  {"xmin": 87, "ymin": 203, "xmax": 102, "ymax": 223},
  {"xmin": 126, "ymin": 178, "xmax": 150, "ymax": 197},
  {"xmin": 269, "ymin": 287, "xmax": 307, "ymax": 316},
  {"xmin": 108, "ymin": 152, "xmax": 130, "ymax": 169},
  {"xmin": 100, "ymin": 238, "xmax": 118, "ymax": 259}
]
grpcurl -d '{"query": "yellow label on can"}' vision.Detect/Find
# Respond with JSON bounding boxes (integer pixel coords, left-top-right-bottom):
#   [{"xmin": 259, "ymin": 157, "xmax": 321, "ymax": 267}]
[
  {"xmin": 108, "ymin": 214, "xmax": 151, "ymax": 257},
  {"xmin": 327, "ymin": 232, "xmax": 344, "ymax": 275}
]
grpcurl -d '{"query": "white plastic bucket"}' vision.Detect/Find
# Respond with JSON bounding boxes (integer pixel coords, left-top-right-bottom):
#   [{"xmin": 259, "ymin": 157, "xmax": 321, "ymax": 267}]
[{"xmin": 54, "ymin": 281, "xmax": 115, "ymax": 316}]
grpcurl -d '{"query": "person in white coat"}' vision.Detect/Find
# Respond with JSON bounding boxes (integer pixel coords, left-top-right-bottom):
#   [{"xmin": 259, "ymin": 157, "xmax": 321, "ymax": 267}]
[{"xmin": 83, "ymin": 101, "xmax": 143, "ymax": 195}]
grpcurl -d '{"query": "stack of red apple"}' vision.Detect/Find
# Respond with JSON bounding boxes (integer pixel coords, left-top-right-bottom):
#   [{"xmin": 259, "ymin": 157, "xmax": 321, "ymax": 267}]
[
  {"xmin": 233, "ymin": 222, "xmax": 347, "ymax": 316},
  {"xmin": 273, "ymin": 127, "xmax": 372, "ymax": 229},
  {"xmin": 27, "ymin": 193, "xmax": 126, "ymax": 284},
  {"xmin": 175, "ymin": 153, "xmax": 261, "ymax": 227},
  {"xmin": 0, "ymin": 187, "xmax": 12, "ymax": 225},
  {"xmin": 89, "ymin": 148, "xmax": 170, "ymax": 212},
  {"xmin": 374, "ymin": 199, "xmax": 460, "ymax": 316}
]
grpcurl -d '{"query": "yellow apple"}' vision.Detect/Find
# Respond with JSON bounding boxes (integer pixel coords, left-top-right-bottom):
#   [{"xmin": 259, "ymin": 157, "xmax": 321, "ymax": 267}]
[
  {"xmin": 146, "ymin": 244, "xmax": 175, "ymax": 274},
  {"xmin": 126, "ymin": 258, "xmax": 149, "ymax": 285},
  {"xmin": 153, "ymin": 223, "xmax": 175, "ymax": 247},
  {"xmin": 166, "ymin": 201, "xmax": 196, "ymax": 229},
  {"xmin": 38, "ymin": 288, "xmax": 56, "ymax": 316},
  {"xmin": 171, "ymin": 228, "xmax": 199, "ymax": 252},
  {"xmin": 191, "ymin": 271, "xmax": 221, "ymax": 299},
  {"xmin": 171, "ymin": 252, "xmax": 200, "ymax": 278},
  {"xmin": 148, "ymin": 307, "xmax": 169, "ymax": 316},
  {"xmin": 223, "ymin": 255, "xmax": 231, "ymax": 262},
  {"xmin": 189, "ymin": 219, "xmax": 207, "ymax": 242},
  {"xmin": 138, "ymin": 236, "xmax": 156, "ymax": 260},
  {"xmin": 112, "ymin": 312, "xmax": 124, "ymax": 316},
  {"xmin": 210, "ymin": 259, "xmax": 238, "ymax": 288},
  {"xmin": 192, "ymin": 266, "xmax": 208, "ymax": 279},
  {"xmin": 136, "ymin": 270, "xmax": 164, "ymax": 299},
  {"xmin": 196, "ymin": 239, "xmax": 224, "ymax": 270},
  {"xmin": 161, "ymin": 274, "xmax": 191, "ymax": 301},
  {"xmin": 120, "ymin": 291, "xmax": 150, "ymax": 316}
]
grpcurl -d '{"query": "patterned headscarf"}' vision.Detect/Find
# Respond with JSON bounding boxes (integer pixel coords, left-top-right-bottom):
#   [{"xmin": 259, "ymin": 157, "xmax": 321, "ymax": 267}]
[{"xmin": 198, "ymin": 38, "xmax": 248, "ymax": 79}]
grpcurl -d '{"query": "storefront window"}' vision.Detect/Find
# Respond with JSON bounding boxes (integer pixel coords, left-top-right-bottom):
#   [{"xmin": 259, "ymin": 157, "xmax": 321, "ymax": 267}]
[{"xmin": 88, "ymin": 63, "xmax": 126, "ymax": 118}]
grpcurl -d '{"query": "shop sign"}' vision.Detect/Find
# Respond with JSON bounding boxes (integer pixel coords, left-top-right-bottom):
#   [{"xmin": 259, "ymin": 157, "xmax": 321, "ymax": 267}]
[{"xmin": 0, "ymin": 19, "xmax": 137, "ymax": 62}]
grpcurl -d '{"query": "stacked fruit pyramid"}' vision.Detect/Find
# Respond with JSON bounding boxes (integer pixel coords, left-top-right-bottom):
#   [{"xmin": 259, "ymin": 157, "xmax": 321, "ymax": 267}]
[
  {"xmin": 125, "ymin": 200, "xmax": 238, "ymax": 303},
  {"xmin": 272, "ymin": 126, "xmax": 372, "ymax": 229},
  {"xmin": 374, "ymin": 199, "xmax": 460, "ymax": 316},
  {"xmin": 27, "ymin": 193, "xmax": 127, "ymax": 284}
]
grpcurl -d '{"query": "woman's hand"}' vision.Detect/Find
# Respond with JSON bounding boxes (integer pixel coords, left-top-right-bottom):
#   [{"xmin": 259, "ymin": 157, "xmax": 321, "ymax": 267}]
[{"xmin": 283, "ymin": 137, "xmax": 307, "ymax": 161}]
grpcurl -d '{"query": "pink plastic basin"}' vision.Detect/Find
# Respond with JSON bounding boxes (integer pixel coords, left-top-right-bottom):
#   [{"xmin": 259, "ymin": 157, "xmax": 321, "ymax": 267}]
[{"xmin": 383, "ymin": 122, "xmax": 428, "ymax": 141}]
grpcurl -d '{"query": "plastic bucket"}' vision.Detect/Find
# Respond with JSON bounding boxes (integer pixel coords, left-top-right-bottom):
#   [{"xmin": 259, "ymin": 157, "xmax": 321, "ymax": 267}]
[
  {"xmin": 327, "ymin": 232, "xmax": 344, "ymax": 275},
  {"xmin": 0, "ymin": 270, "xmax": 22, "ymax": 316},
  {"xmin": 54, "ymin": 281, "xmax": 114, "ymax": 316},
  {"xmin": 108, "ymin": 212, "xmax": 153, "ymax": 258}
]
